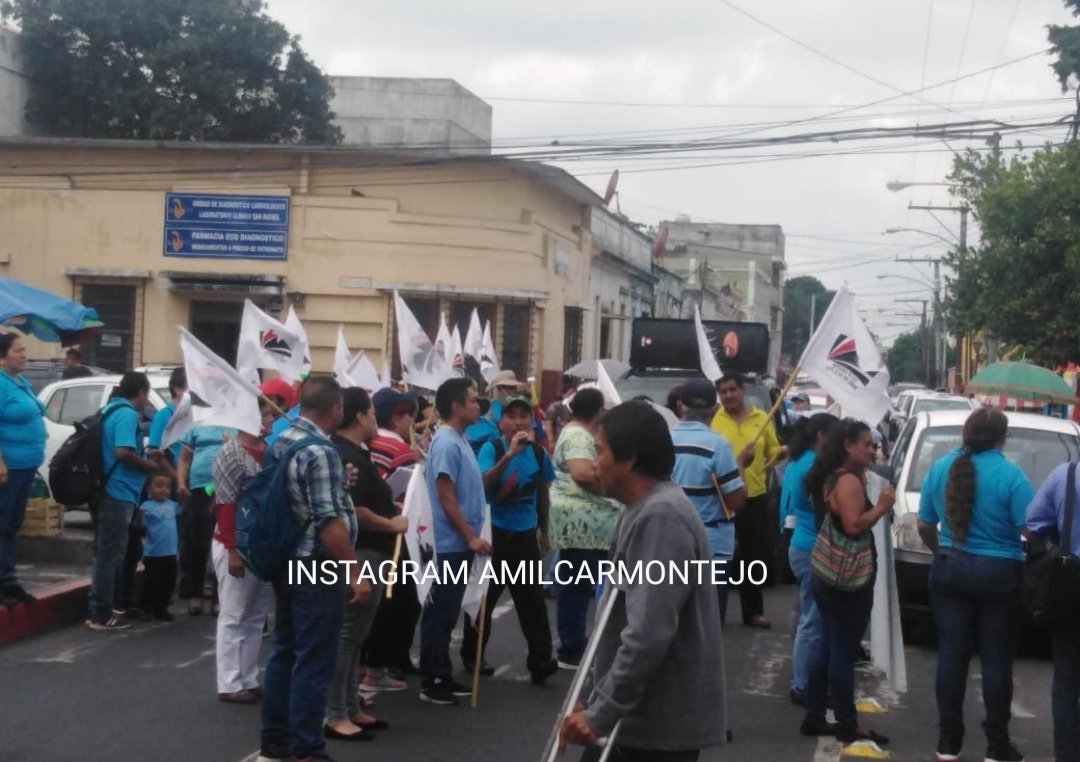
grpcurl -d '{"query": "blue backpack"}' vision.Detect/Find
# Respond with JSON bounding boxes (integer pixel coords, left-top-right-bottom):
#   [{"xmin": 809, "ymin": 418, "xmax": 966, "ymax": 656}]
[{"xmin": 234, "ymin": 435, "xmax": 325, "ymax": 581}]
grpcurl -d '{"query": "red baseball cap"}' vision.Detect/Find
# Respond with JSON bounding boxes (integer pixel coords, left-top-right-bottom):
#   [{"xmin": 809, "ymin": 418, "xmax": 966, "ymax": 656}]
[{"xmin": 260, "ymin": 377, "xmax": 297, "ymax": 409}]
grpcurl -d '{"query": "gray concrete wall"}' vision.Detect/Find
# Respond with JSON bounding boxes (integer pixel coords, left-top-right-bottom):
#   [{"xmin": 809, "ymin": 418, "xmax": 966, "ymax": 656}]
[
  {"xmin": 329, "ymin": 76, "xmax": 491, "ymax": 153},
  {"xmin": 0, "ymin": 27, "xmax": 30, "ymax": 137}
]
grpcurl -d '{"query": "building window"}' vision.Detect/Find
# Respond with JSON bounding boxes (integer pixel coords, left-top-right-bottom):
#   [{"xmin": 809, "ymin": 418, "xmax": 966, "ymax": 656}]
[
  {"xmin": 81, "ymin": 284, "xmax": 135, "ymax": 372},
  {"xmin": 190, "ymin": 300, "xmax": 246, "ymax": 366},
  {"xmin": 563, "ymin": 307, "xmax": 583, "ymax": 369},
  {"xmin": 501, "ymin": 304, "xmax": 531, "ymax": 379},
  {"xmin": 449, "ymin": 300, "xmax": 494, "ymax": 339},
  {"xmin": 600, "ymin": 318, "xmax": 612, "ymax": 359}
]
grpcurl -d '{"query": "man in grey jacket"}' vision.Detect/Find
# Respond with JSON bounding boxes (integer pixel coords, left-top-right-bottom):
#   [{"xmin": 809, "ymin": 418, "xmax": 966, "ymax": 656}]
[{"xmin": 559, "ymin": 400, "xmax": 727, "ymax": 762}]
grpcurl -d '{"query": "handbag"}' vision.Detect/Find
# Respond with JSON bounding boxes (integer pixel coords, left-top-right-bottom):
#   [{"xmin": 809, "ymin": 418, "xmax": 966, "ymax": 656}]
[
  {"xmin": 811, "ymin": 479, "xmax": 875, "ymax": 592},
  {"xmin": 1026, "ymin": 462, "xmax": 1080, "ymax": 626}
]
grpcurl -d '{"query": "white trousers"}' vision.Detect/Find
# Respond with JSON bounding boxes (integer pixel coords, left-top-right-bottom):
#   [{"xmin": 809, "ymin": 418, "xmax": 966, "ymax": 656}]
[{"xmin": 212, "ymin": 539, "xmax": 273, "ymax": 694}]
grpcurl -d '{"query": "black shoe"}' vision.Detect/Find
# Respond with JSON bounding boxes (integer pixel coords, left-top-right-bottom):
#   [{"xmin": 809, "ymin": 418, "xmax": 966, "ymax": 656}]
[
  {"xmin": 837, "ymin": 729, "xmax": 889, "ymax": 746},
  {"xmin": 800, "ymin": 720, "xmax": 837, "ymax": 737},
  {"xmin": 789, "ymin": 688, "xmax": 806, "ymax": 706},
  {"xmin": 257, "ymin": 741, "xmax": 289, "ymax": 761},
  {"xmin": 1, "ymin": 584, "xmax": 35, "ymax": 604},
  {"xmin": 935, "ymin": 739, "xmax": 962, "ymax": 762},
  {"xmin": 419, "ymin": 682, "xmax": 458, "ymax": 706},
  {"xmin": 463, "ymin": 659, "xmax": 495, "ymax": 676},
  {"xmin": 443, "ymin": 677, "xmax": 472, "ymax": 697},
  {"xmin": 557, "ymin": 655, "xmax": 581, "ymax": 670},
  {"xmin": 86, "ymin": 614, "xmax": 131, "ymax": 631},
  {"xmin": 352, "ymin": 718, "xmax": 390, "ymax": 731},
  {"xmin": 985, "ymin": 741, "xmax": 1024, "ymax": 762},
  {"xmin": 530, "ymin": 658, "xmax": 558, "ymax": 685}
]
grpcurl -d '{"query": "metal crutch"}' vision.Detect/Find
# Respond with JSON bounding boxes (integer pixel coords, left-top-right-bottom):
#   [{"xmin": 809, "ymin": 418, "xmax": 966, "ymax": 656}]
[{"xmin": 539, "ymin": 587, "xmax": 623, "ymax": 762}]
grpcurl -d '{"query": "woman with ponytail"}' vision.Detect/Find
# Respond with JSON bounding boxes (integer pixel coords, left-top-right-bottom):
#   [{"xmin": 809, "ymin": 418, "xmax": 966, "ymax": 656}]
[
  {"xmin": 917, "ymin": 407, "xmax": 1033, "ymax": 762},
  {"xmin": 800, "ymin": 419, "xmax": 894, "ymax": 746}
]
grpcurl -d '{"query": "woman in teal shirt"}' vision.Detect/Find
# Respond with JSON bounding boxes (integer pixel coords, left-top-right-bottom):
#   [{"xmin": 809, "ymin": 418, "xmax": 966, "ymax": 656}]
[
  {"xmin": 917, "ymin": 407, "xmax": 1032, "ymax": 762},
  {"xmin": 0, "ymin": 334, "xmax": 46, "ymax": 605},
  {"xmin": 780, "ymin": 413, "xmax": 838, "ymax": 704}
]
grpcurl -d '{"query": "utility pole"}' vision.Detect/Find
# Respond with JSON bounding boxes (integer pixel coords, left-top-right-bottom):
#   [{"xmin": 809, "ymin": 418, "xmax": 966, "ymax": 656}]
[
  {"xmin": 899, "ymin": 298, "xmax": 930, "ymax": 385},
  {"xmin": 908, "ymin": 202, "xmax": 969, "ymax": 389},
  {"xmin": 810, "ymin": 293, "xmax": 817, "ymax": 334},
  {"xmin": 896, "ymin": 255, "xmax": 943, "ymax": 388}
]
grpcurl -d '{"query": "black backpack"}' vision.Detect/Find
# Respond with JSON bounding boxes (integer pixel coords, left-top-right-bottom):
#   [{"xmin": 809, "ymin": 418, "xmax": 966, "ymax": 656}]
[{"xmin": 48, "ymin": 405, "xmax": 124, "ymax": 506}]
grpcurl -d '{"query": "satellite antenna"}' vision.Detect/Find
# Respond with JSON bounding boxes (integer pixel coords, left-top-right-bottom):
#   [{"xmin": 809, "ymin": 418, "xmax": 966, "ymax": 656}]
[
  {"xmin": 651, "ymin": 226, "xmax": 669, "ymax": 260},
  {"xmin": 603, "ymin": 169, "xmax": 620, "ymax": 212}
]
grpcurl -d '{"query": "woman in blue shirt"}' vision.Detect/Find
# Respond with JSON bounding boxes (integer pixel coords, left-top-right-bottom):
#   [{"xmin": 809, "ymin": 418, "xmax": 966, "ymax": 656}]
[
  {"xmin": 780, "ymin": 413, "xmax": 838, "ymax": 705},
  {"xmin": 0, "ymin": 334, "xmax": 46, "ymax": 605},
  {"xmin": 918, "ymin": 407, "xmax": 1032, "ymax": 762}
]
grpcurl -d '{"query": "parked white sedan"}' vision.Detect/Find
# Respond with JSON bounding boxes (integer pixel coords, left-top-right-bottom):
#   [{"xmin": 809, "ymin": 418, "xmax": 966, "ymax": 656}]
[
  {"xmin": 886, "ymin": 409, "xmax": 1080, "ymax": 624},
  {"xmin": 36, "ymin": 375, "xmax": 170, "ymax": 485}
]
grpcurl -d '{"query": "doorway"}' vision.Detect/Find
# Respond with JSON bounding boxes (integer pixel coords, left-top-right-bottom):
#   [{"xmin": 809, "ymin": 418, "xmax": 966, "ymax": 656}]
[{"xmin": 190, "ymin": 301, "xmax": 244, "ymax": 365}]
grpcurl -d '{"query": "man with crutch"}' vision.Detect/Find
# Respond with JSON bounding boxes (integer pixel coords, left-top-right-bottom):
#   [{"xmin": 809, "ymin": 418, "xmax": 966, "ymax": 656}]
[{"xmin": 557, "ymin": 401, "xmax": 728, "ymax": 762}]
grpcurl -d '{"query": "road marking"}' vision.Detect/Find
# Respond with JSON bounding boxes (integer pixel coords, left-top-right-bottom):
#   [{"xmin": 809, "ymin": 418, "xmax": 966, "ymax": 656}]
[
  {"xmin": 741, "ymin": 632, "xmax": 788, "ymax": 698},
  {"xmin": 174, "ymin": 648, "xmax": 215, "ymax": 669},
  {"xmin": 815, "ymin": 736, "xmax": 842, "ymax": 762}
]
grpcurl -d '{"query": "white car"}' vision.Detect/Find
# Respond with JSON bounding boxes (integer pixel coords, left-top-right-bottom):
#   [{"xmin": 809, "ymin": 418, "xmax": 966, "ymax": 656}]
[
  {"xmin": 886, "ymin": 409, "xmax": 1080, "ymax": 622},
  {"xmin": 37, "ymin": 375, "xmax": 170, "ymax": 485},
  {"xmin": 887, "ymin": 390, "xmax": 977, "ymax": 441}
]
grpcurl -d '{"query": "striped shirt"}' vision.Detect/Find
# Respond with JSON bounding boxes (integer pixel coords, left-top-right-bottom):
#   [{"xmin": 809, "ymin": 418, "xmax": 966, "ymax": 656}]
[
  {"xmin": 270, "ymin": 417, "xmax": 358, "ymax": 558},
  {"xmin": 671, "ymin": 421, "xmax": 744, "ymax": 557},
  {"xmin": 369, "ymin": 429, "xmax": 418, "ymax": 483}
]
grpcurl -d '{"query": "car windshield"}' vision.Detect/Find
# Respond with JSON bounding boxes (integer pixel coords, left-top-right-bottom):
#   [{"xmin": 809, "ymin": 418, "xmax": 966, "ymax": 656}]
[
  {"xmin": 906, "ymin": 425, "xmax": 1080, "ymax": 492},
  {"xmin": 913, "ymin": 398, "xmax": 972, "ymax": 414},
  {"xmin": 615, "ymin": 375, "xmax": 769, "ymax": 410}
]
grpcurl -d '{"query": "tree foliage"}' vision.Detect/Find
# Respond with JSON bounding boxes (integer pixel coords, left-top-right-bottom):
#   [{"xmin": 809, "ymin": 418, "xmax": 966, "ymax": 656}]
[
  {"xmin": 945, "ymin": 142, "xmax": 1080, "ymax": 366},
  {"xmin": 0, "ymin": 0, "xmax": 342, "ymax": 143},
  {"xmin": 781, "ymin": 275, "xmax": 834, "ymax": 363},
  {"xmin": 1049, "ymin": 0, "xmax": 1080, "ymax": 91},
  {"xmin": 885, "ymin": 330, "xmax": 926, "ymax": 384}
]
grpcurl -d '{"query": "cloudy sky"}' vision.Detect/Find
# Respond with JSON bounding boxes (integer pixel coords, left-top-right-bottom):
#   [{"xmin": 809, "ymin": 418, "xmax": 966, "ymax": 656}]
[{"xmin": 265, "ymin": 0, "xmax": 1075, "ymax": 345}]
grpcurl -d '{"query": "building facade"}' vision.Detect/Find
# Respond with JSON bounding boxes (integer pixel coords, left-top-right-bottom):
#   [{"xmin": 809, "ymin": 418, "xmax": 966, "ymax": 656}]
[
  {"xmin": 0, "ymin": 27, "xmax": 29, "ymax": 137},
  {"xmin": 0, "ymin": 139, "xmax": 599, "ymax": 395},
  {"xmin": 588, "ymin": 208, "xmax": 657, "ymax": 361}
]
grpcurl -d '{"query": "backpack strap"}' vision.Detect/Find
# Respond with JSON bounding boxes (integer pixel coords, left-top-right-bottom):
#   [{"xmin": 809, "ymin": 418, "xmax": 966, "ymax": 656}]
[
  {"xmin": 272, "ymin": 434, "xmax": 333, "ymax": 529},
  {"xmin": 99, "ymin": 404, "xmax": 132, "ymax": 491},
  {"xmin": 1063, "ymin": 462, "xmax": 1077, "ymax": 553}
]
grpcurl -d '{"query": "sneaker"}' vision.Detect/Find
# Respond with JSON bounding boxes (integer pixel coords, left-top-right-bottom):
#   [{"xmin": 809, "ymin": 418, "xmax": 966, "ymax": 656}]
[
  {"xmin": 256, "ymin": 741, "xmax": 289, "ymax": 762},
  {"xmin": 800, "ymin": 719, "xmax": 837, "ymax": 737},
  {"xmin": 361, "ymin": 669, "xmax": 408, "ymax": 693},
  {"xmin": 557, "ymin": 655, "xmax": 581, "ymax": 670},
  {"xmin": 86, "ymin": 614, "xmax": 131, "ymax": 631},
  {"xmin": 936, "ymin": 739, "xmax": 961, "ymax": 762},
  {"xmin": 530, "ymin": 658, "xmax": 558, "ymax": 685},
  {"xmin": 419, "ymin": 682, "xmax": 458, "ymax": 706},
  {"xmin": 443, "ymin": 678, "xmax": 473, "ymax": 697},
  {"xmin": 985, "ymin": 741, "xmax": 1024, "ymax": 762}
]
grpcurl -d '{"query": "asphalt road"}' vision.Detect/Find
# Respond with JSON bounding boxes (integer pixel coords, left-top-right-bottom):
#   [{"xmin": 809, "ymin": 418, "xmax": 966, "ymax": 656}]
[{"xmin": 0, "ymin": 584, "xmax": 1059, "ymax": 762}]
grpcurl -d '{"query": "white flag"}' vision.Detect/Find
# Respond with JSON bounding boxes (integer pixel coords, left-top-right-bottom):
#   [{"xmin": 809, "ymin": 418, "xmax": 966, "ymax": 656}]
[
  {"xmin": 333, "ymin": 324, "xmax": 352, "ymax": 379},
  {"xmin": 403, "ymin": 464, "xmax": 439, "ymax": 607},
  {"xmin": 464, "ymin": 308, "xmax": 483, "ymax": 362},
  {"xmin": 867, "ymin": 470, "xmax": 908, "ymax": 694},
  {"xmin": 595, "ymin": 360, "xmax": 623, "ymax": 409},
  {"xmin": 343, "ymin": 350, "xmax": 382, "ymax": 392},
  {"xmin": 451, "ymin": 325, "xmax": 465, "ymax": 377},
  {"xmin": 379, "ymin": 356, "xmax": 392, "ymax": 391},
  {"xmin": 462, "ymin": 503, "xmax": 492, "ymax": 621},
  {"xmin": 284, "ymin": 306, "xmax": 312, "ymax": 377},
  {"xmin": 695, "ymin": 305, "xmax": 722, "ymax": 383},
  {"xmin": 159, "ymin": 392, "xmax": 195, "ymax": 451},
  {"xmin": 480, "ymin": 321, "xmax": 499, "ymax": 384},
  {"xmin": 797, "ymin": 285, "xmax": 891, "ymax": 426},
  {"xmin": 435, "ymin": 314, "xmax": 452, "ymax": 365},
  {"xmin": 394, "ymin": 291, "xmax": 450, "ymax": 390},
  {"xmin": 237, "ymin": 300, "xmax": 306, "ymax": 382},
  {"xmin": 178, "ymin": 327, "xmax": 263, "ymax": 437}
]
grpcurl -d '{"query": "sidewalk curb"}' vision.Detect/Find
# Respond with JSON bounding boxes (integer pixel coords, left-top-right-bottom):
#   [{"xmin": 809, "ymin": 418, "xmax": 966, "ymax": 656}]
[{"xmin": 0, "ymin": 577, "xmax": 90, "ymax": 647}]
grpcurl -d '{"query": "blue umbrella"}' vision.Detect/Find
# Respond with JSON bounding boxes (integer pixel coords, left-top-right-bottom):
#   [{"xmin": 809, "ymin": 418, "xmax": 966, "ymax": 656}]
[{"xmin": 0, "ymin": 277, "xmax": 104, "ymax": 344}]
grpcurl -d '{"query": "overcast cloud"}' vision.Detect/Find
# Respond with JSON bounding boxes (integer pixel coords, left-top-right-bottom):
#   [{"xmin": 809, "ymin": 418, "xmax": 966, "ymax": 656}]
[{"xmin": 264, "ymin": 0, "xmax": 1075, "ymax": 344}]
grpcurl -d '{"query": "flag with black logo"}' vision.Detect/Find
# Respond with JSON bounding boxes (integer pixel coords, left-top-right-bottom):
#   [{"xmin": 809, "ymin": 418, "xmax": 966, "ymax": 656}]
[{"xmin": 236, "ymin": 299, "xmax": 306, "ymax": 382}]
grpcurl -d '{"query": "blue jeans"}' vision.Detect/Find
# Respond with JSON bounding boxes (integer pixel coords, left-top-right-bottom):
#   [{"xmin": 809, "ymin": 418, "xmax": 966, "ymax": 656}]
[
  {"xmin": 929, "ymin": 549, "xmax": 1023, "ymax": 749},
  {"xmin": 0, "ymin": 468, "xmax": 36, "ymax": 586},
  {"xmin": 88, "ymin": 497, "xmax": 135, "ymax": 621},
  {"xmin": 555, "ymin": 548, "xmax": 607, "ymax": 661},
  {"xmin": 261, "ymin": 558, "xmax": 347, "ymax": 759},
  {"xmin": 419, "ymin": 551, "xmax": 471, "ymax": 683},
  {"xmin": 1052, "ymin": 622, "xmax": 1080, "ymax": 762},
  {"xmin": 805, "ymin": 575, "xmax": 874, "ymax": 734},
  {"xmin": 789, "ymin": 545, "xmax": 823, "ymax": 694}
]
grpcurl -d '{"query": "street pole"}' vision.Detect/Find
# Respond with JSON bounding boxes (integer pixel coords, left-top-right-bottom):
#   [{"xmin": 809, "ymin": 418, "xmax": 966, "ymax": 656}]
[
  {"xmin": 810, "ymin": 293, "xmax": 817, "ymax": 334},
  {"xmin": 899, "ymin": 298, "xmax": 930, "ymax": 385}
]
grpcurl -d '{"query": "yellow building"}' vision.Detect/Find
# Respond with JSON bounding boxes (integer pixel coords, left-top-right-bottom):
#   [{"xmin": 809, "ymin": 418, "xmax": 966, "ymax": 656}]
[{"xmin": 0, "ymin": 138, "xmax": 602, "ymax": 392}]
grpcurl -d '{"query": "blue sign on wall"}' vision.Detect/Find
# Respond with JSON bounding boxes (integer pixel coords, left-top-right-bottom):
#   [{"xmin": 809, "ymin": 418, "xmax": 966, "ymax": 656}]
[{"xmin": 163, "ymin": 193, "xmax": 290, "ymax": 260}]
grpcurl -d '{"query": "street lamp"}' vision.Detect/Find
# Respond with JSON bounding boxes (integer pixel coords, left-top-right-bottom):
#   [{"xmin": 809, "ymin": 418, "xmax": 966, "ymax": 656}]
[
  {"xmin": 876, "ymin": 273, "xmax": 934, "ymax": 289},
  {"xmin": 883, "ymin": 227, "xmax": 958, "ymax": 246},
  {"xmin": 886, "ymin": 180, "xmax": 955, "ymax": 192}
]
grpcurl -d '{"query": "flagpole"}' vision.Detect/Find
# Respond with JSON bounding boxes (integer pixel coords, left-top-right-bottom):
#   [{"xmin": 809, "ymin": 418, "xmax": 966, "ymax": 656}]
[
  {"xmin": 470, "ymin": 595, "xmax": 487, "ymax": 709},
  {"xmin": 384, "ymin": 534, "xmax": 403, "ymax": 600},
  {"xmin": 258, "ymin": 394, "xmax": 287, "ymax": 420},
  {"xmin": 746, "ymin": 367, "xmax": 801, "ymax": 447}
]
